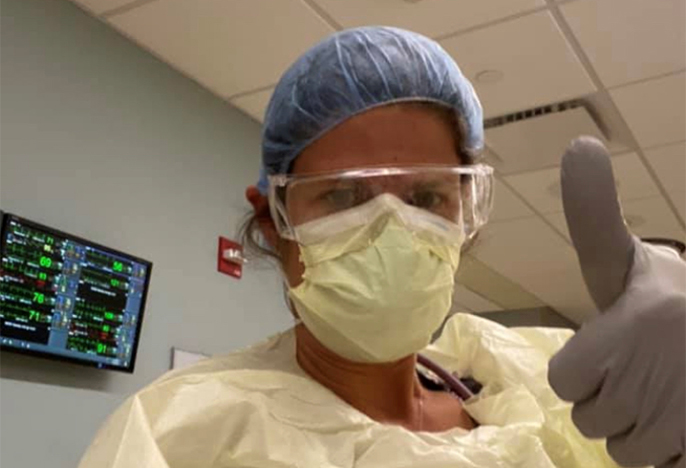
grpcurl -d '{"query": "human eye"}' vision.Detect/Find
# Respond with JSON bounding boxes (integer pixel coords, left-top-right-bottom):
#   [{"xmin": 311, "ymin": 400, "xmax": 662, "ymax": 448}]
[
  {"xmin": 406, "ymin": 189, "xmax": 446, "ymax": 211},
  {"xmin": 322, "ymin": 188, "xmax": 357, "ymax": 210},
  {"xmin": 319, "ymin": 183, "xmax": 371, "ymax": 211}
]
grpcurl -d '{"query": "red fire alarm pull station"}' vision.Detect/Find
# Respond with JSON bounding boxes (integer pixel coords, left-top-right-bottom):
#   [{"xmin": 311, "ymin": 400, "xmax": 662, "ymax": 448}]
[{"xmin": 217, "ymin": 237, "xmax": 244, "ymax": 279}]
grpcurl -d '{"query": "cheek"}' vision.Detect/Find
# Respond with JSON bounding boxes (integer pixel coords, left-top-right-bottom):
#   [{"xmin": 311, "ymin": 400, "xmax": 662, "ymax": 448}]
[{"xmin": 280, "ymin": 240, "xmax": 305, "ymax": 288}]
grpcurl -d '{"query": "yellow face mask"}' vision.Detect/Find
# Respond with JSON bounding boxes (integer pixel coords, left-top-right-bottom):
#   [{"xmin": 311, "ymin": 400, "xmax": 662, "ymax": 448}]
[{"xmin": 289, "ymin": 195, "xmax": 464, "ymax": 363}]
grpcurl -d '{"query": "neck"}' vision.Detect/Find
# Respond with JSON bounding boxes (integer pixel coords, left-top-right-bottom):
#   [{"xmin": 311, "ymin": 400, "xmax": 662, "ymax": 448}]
[{"xmin": 295, "ymin": 323, "xmax": 424, "ymax": 430}]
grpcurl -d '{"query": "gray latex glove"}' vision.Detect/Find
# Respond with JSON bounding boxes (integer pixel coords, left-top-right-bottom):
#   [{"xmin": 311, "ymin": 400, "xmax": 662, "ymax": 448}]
[{"xmin": 548, "ymin": 137, "xmax": 686, "ymax": 468}]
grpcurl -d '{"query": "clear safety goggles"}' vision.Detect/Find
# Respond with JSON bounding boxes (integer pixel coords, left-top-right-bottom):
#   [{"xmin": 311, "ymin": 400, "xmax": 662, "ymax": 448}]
[{"xmin": 267, "ymin": 165, "xmax": 495, "ymax": 245}]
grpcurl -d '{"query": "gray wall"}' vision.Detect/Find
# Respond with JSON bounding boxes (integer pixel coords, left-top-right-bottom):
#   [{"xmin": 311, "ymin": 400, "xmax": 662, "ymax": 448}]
[{"xmin": 0, "ymin": 0, "xmax": 292, "ymax": 466}]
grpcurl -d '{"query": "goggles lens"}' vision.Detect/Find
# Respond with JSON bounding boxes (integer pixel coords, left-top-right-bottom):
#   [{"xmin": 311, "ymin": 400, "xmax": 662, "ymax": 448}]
[{"xmin": 268, "ymin": 165, "xmax": 494, "ymax": 244}]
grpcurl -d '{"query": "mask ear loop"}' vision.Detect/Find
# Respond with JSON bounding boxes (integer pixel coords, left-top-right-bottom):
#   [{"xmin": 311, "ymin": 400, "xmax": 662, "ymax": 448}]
[
  {"xmin": 276, "ymin": 262, "xmax": 304, "ymax": 324},
  {"xmin": 271, "ymin": 225, "xmax": 304, "ymax": 325},
  {"xmin": 283, "ymin": 281, "xmax": 303, "ymax": 325}
]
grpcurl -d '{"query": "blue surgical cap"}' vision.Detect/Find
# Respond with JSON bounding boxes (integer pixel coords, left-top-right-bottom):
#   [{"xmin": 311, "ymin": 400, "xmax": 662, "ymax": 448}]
[{"xmin": 258, "ymin": 26, "xmax": 483, "ymax": 194}]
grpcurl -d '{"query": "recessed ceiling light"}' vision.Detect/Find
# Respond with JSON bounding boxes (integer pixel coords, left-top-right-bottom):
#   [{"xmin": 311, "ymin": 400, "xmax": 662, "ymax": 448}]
[{"xmin": 475, "ymin": 70, "xmax": 504, "ymax": 85}]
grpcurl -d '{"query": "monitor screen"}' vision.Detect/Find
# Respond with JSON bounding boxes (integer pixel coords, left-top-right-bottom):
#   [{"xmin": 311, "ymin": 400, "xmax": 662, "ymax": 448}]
[{"xmin": 0, "ymin": 212, "xmax": 152, "ymax": 372}]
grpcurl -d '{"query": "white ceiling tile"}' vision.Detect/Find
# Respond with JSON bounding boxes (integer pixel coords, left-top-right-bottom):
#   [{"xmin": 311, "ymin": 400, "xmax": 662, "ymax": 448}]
[
  {"xmin": 625, "ymin": 197, "xmax": 686, "ymax": 242},
  {"xmin": 524, "ymin": 266, "xmax": 595, "ymax": 324},
  {"xmin": 505, "ymin": 152, "xmax": 661, "ymax": 214},
  {"xmin": 456, "ymin": 255, "xmax": 546, "ymax": 309},
  {"xmin": 485, "ymin": 106, "xmax": 609, "ymax": 174},
  {"xmin": 69, "ymin": 0, "xmax": 133, "ymax": 15},
  {"xmin": 667, "ymin": 191, "xmax": 686, "ymax": 223},
  {"xmin": 547, "ymin": 196, "xmax": 685, "ymax": 243},
  {"xmin": 611, "ymin": 72, "xmax": 686, "ymax": 148},
  {"xmin": 473, "ymin": 217, "xmax": 577, "ymax": 271},
  {"xmin": 562, "ymin": 0, "xmax": 686, "ymax": 88},
  {"xmin": 482, "ymin": 146, "xmax": 504, "ymax": 166},
  {"xmin": 505, "ymin": 168, "xmax": 560, "ymax": 213},
  {"xmin": 107, "ymin": 0, "xmax": 334, "ymax": 98},
  {"xmin": 471, "ymin": 217, "xmax": 595, "ymax": 323},
  {"xmin": 308, "ymin": 0, "xmax": 544, "ymax": 39},
  {"xmin": 609, "ymin": 153, "xmax": 664, "ymax": 201},
  {"xmin": 440, "ymin": 11, "xmax": 596, "ymax": 118},
  {"xmin": 505, "ymin": 167, "xmax": 563, "ymax": 213},
  {"xmin": 490, "ymin": 179, "xmax": 536, "ymax": 222},
  {"xmin": 644, "ymin": 141, "xmax": 686, "ymax": 194},
  {"xmin": 583, "ymin": 93, "xmax": 635, "ymax": 154},
  {"xmin": 230, "ymin": 88, "xmax": 274, "ymax": 123},
  {"xmin": 545, "ymin": 212, "xmax": 570, "ymax": 240},
  {"xmin": 452, "ymin": 285, "xmax": 502, "ymax": 313}
]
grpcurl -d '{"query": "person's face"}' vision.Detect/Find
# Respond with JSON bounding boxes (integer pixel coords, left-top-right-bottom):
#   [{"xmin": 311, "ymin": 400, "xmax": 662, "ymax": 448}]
[{"xmin": 248, "ymin": 104, "xmax": 462, "ymax": 289}]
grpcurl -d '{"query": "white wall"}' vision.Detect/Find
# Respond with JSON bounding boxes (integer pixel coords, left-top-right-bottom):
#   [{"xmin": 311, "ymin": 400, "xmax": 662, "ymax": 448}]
[{"xmin": 0, "ymin": 0, "xmax": 292, "ymax": 466}]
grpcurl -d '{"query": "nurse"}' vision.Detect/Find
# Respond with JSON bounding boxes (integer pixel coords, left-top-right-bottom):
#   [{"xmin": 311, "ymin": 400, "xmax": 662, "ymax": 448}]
[{"xmin": 80, "ymin": 26, "xmax": 684, "ymax": 468}]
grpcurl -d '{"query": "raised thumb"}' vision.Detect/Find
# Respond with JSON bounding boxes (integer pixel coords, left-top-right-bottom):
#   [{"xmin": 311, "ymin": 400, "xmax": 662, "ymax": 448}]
[{"xmin": 561, "ymin": 137, "xmax": 635, "ymax": 311}]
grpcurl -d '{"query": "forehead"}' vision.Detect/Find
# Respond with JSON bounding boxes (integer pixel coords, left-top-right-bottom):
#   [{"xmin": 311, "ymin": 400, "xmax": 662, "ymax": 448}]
[{"xmin": 292, "ymin": 105, "xmax": 462, "ymax": 175}]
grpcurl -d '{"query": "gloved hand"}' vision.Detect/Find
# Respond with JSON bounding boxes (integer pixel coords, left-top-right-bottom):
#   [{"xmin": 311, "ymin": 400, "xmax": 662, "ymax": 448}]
[{"xmin": 548, "ymin": 137, "xmax": 686, "ymax": 468}]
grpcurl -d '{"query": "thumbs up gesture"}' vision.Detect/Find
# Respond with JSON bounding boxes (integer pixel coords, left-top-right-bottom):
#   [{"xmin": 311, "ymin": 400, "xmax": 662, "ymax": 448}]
[{"xmin": 548, "ymin": 137, "xmax": 685, "ymax": 468}]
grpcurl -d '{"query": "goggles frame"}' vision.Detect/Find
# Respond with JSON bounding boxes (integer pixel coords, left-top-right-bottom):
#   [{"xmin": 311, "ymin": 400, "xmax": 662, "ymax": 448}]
[{"xmin": 267, "ymin": 164, "xmax": 494, "ymax": 243}]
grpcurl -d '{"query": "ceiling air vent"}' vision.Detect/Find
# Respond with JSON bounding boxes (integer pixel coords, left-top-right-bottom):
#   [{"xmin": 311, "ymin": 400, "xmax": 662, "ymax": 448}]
[
  {"xmin": 484, "ymin": 99, "xmax": 610, "ymax": 174},
  {"xmin": 485, "ymin": 99, "xmax": 584, "ymax": 129}
]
